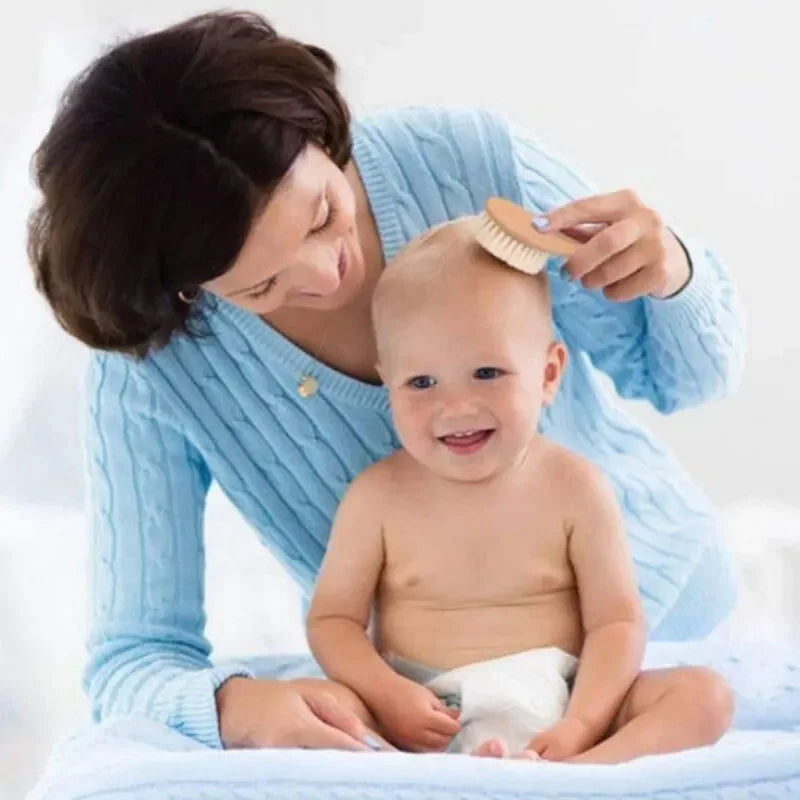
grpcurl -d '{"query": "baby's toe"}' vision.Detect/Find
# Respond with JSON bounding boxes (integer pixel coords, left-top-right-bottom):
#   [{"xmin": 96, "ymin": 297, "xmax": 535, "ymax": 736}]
[{"xmin": 472, "ymin": 739, "xmax": 508, "ymax": 758}]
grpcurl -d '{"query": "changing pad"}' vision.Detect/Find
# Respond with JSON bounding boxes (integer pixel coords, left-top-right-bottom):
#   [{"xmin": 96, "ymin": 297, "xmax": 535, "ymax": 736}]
[{"xmin": 29, "ymin": 640, "xmax": 800, "ymax": 799}]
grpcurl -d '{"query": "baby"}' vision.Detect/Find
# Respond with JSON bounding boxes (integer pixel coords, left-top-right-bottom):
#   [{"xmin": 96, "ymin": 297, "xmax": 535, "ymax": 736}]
[{"xmin": 307, "ymin": 218, "xmax": 733, "ymax": 762}]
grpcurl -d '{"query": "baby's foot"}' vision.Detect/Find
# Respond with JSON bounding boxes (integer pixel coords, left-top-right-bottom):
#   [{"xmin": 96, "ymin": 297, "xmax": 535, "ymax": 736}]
[
  {"xmin": 472, "ymin": 738, "xmax": 509, "ymax": 758},
  {"xmin": 514, "ymin": 749, "xmax": 542, "ymax": 761}
]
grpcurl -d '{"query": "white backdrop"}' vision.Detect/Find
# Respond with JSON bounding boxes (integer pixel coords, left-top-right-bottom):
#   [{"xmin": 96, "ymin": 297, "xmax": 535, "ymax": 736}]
[{"xmin": 1, "ymin": 2, "xmax": 798, "ymax": 797}]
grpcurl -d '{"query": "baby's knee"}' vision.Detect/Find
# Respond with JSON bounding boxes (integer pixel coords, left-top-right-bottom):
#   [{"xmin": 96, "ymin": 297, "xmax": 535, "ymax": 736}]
[{"xmin": 674, "ymin": 667, "xmax": 734, "ymax": 743}]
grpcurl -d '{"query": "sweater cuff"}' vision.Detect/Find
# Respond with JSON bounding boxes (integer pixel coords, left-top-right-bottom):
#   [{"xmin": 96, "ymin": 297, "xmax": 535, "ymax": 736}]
[
  {"xmin": 645, "ymin": 229, "xmax": 720, "ymax": 330},
  {"xmin": 176, "ymin": 662, "xmax": 255, "ymax": 749}
]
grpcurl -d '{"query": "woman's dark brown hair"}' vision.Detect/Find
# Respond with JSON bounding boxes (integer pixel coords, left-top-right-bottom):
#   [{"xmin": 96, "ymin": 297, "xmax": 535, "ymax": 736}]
[{"xmin": 27, "ymin": 10, "xmax": 351, "ymax": 357}]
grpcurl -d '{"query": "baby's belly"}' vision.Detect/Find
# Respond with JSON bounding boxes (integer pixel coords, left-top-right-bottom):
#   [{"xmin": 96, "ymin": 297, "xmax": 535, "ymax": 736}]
[{"xmin": 376, "ymin": 589, "xmax": 583, "ymax": 670}]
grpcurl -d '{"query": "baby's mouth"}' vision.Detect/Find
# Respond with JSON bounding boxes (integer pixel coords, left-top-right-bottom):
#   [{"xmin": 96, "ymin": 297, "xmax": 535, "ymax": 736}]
[{"xmin": 438, "ymin": 429, "xmax": 495, "ymax": 455}]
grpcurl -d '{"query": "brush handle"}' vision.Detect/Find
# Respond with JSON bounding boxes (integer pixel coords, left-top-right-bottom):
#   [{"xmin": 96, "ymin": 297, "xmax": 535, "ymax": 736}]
[{"xmin": 486, "ymin": 197, "xmax": 580, "ymax": 257}]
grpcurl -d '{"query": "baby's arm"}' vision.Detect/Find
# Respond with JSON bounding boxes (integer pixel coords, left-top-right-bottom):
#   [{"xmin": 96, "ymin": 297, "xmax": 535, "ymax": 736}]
[
  {"xmin": 307, "ymin": 468, "xmax": 398, "ymax": 705},
  {"xmin": 560, "ymin": 461, "xmax": 647, "ymax": 742},
  {"xmin": 307, "ymin": 465, "xmax": 461, "ymax": 751}
]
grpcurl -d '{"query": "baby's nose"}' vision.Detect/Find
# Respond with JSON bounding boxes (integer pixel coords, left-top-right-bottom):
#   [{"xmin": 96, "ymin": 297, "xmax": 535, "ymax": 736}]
[{"xmin": 440, "ymin": 390, "xmax": 480, "ymax": 419}]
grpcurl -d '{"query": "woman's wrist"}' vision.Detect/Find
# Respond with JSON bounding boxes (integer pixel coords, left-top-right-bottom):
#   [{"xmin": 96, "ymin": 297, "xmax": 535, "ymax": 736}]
[
  {"xmin": 650, "ymin": 230, "xmax": 693, "ymax": 299},
  {"xmin": 215, "ymin": 675, "xmax": 258, "ymax": 748}
]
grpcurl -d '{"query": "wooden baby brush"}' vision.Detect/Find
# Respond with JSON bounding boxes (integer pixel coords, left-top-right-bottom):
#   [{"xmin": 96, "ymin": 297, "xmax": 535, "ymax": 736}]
[{"xmin": 473, "ymin": 196, "xmax": 579, "ymax": 275}]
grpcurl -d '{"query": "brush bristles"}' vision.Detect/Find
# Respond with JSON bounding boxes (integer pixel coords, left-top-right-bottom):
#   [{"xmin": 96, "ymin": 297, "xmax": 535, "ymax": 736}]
[{"xmin": 472, "ymin": 211, "xmax": 549, "ymax": 275}]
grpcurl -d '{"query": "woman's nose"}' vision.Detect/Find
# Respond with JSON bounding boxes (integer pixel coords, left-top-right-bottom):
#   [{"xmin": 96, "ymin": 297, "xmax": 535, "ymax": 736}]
[{"xmin": 296, "ymin": 249, "xmax": 342, "ymax": 297}]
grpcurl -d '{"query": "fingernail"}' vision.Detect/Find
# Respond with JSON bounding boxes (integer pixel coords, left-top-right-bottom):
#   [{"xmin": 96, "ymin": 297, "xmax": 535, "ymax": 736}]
[
  {"xmin": 532, "ymin": 215, "xmax": 549, "ymax": 230},
  {"xmin": 363, "ymin": 733, "xmax": 382, "ymax": 751}
]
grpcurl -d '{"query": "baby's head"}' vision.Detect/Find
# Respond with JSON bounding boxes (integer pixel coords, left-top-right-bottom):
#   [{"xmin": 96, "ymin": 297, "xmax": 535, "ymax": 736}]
[{"xmin": 373, "ymin": 217, "xmax": 567, "ymax": 483}]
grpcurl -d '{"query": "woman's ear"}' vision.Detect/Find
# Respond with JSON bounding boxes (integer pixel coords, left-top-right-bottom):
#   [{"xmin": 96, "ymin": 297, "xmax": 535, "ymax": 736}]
[{"xmin": 541, "ymin": 341, "xmax": 568, "ymax": 406}]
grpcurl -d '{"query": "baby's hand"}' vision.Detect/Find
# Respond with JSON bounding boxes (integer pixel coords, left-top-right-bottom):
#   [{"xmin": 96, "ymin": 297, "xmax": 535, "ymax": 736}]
[
  {"xmin": 372, "ymin": 676, "xmax": 460, "ymax": 752},
  {"xmin": 525, "ymin": 717, "xmax": 597, "ymax": 761}
]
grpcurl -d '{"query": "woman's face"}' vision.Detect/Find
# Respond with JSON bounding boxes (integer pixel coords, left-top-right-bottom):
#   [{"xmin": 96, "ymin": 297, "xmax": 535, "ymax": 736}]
[{"xmin": 203, "ymin": 144, "xmax": 365, "ymax": 314}]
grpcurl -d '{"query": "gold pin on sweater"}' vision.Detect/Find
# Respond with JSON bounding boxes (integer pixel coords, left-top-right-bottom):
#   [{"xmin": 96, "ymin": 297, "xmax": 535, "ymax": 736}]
[{"xmin": 297, "ymin": 375, "xmax": 319, "ymax": 398}]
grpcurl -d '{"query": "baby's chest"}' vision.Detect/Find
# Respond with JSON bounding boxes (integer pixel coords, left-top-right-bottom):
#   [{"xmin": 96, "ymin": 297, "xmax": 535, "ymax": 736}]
[{"xmin": 380, "ymin": 505, "xmax": 572, "ymax": 601}]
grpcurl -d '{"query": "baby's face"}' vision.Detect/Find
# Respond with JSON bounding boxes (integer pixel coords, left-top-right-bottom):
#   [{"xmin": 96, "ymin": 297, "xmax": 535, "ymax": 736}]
[{"xmin": 381, "ymin": 289, "xmax": 560, "ymax": 483}]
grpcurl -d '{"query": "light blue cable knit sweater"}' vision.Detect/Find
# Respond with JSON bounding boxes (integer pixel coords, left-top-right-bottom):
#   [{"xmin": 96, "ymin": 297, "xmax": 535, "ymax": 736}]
[{"xmin": 83, "ymin": 106, "xmax": 745, "ymax": 749}]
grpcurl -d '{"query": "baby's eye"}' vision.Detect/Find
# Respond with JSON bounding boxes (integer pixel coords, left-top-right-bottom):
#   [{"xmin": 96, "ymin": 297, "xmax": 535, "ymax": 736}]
[
  {"xmin": 474, "ymin": 367, "xmax": 504, "ymax": 381},
  {"xmin": 407, "ymin": 375, "xmax": 436, "ymax": 390}
]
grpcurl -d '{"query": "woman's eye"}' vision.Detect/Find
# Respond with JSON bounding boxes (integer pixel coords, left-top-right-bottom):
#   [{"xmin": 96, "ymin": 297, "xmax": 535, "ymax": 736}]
[
  {"xmin": 474, "ymin": 367, "xmax": 504, "ymax": 380},
  {"xmin": 310, "ymin": 198, "xmax": 338, "ymax": 234},
  {"xmin": 407, "ymin": 375, "xmax": 436, "ymax": 390},
  {"xmin": 249, "ymin": 275, "xmax": 278, "ymax": 299}
]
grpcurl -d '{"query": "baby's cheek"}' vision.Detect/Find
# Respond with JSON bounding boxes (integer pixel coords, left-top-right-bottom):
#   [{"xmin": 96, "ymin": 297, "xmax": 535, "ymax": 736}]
[
  {"xmin": 508, "ymin": 392, "xmax": 543, "ymax": 433},
  {"xmin": 391, "ymin": 397, "xmax": 428, "ymax": 445}
]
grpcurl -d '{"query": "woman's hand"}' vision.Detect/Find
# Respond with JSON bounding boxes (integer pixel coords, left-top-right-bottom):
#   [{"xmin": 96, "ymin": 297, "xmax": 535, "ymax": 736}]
[
  {"xmin": 370, "ymin": 675, "xmax": 461, "ymax": 753},
  {"xmin": 535, "ymin": 189, "xmax": 691, "ymax": 302},
  {"xmin": 216, "ymin": 676, "xmax": 391, "ymax": 751}
]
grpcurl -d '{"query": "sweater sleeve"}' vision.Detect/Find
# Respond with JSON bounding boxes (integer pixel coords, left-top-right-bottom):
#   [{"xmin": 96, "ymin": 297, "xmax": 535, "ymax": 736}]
[
  {"xmin": 82, "ymin": 352, "xmax": 253, "ymax": 748},
  {"xmin": 505, "ymin": 119, "xmax": 747, "ymax": 414}
]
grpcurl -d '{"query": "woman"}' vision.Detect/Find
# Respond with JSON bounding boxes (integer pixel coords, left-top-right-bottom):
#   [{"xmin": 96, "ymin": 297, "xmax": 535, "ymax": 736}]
[{"xmin": 27, "ymin": 11, "xmax": 744, "ymax": 752}]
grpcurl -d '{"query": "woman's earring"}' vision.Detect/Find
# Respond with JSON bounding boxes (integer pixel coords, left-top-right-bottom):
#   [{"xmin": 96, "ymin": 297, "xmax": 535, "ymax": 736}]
[{"xmin": 178, "ymin": 288, "xmax": 201, "ymax": 304}]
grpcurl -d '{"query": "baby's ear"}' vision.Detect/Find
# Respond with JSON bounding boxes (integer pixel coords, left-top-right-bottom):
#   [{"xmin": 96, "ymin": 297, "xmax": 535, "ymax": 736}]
[{"xmin": 541, "ymin": 341, "xmax": 568, "ymax": 405}]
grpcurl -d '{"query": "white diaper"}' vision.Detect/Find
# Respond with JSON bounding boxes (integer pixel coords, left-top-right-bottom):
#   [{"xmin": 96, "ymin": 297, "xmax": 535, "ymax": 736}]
[{"xmin": 387, "ymin": 647, "xmax": 578, "ymax": 754}]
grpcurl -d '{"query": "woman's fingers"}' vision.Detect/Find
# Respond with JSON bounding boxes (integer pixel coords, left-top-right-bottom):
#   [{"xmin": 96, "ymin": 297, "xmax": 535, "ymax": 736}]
[
  {"xmin": 603, "ymin": 266, "xmax": 654, "ymax": 303},
  {"xmin": 560, "ymin": 223, "xmax": 606, "ymax": 244},
  {"xmin": 298, "ymin": 716, "xmax": 371, "ymax": 750},
  {"xmin": 580, "ymin": 240, "xmax": 651, "ymax": 289},
  {"xmin": 306, "ymin": 690, "xmax": 396, "ymax": 751},
  {"xmin": 563, "ymin": 218, "xmax": 641, "ymax": 281},
  {"xmin": 303, "ymin": 691, "xmax": 372, "ymax": 751},
  {"xmin": 541, "ymin": 189, "xmax": 642, "ymax": 231}
]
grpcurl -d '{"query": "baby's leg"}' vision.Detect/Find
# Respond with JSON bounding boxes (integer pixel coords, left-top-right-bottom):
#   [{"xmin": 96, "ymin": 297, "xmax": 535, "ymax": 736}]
[{"xmin": 567, "ymin": 666, "xmax": 733, "ymax": 764}]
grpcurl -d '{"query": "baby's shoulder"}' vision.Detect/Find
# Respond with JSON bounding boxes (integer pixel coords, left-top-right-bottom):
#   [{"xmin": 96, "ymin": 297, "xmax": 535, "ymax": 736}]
[
  {"xmin": 346, "ymin": 450, "xmax": 415, "ymax": 498},
  {"xmin": 537, "ymin": 440, "xmax": 613, "ymax": 502}
]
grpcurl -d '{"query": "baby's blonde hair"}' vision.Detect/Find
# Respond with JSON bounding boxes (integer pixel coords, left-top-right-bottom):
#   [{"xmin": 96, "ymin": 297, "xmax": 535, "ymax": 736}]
[{"xmin": 372, "ymin": 216, "xmax": 552, "ymax": 362}]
